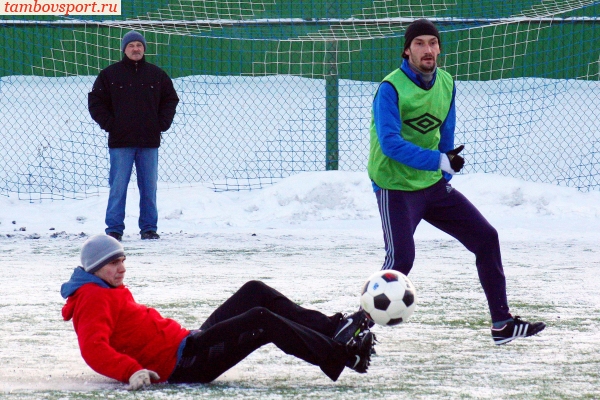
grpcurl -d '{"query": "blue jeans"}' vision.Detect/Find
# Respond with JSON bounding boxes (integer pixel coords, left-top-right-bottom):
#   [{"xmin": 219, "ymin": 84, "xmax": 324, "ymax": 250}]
[{"xmin": 105, "ymin": 147, "xmax": 158, "ymax": 235}]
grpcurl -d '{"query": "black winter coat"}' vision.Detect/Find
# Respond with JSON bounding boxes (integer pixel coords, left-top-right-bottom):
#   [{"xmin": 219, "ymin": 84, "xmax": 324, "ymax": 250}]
[{"xmin": 88, "ymin": 56, "xmax": 179, "ymax": 148}]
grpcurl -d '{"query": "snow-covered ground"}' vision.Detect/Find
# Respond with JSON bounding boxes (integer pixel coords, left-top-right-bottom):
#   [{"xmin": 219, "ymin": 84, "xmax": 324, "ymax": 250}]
[{"xmin": 1, "ymin": 171, "xmax": 599, "ymax": 399}]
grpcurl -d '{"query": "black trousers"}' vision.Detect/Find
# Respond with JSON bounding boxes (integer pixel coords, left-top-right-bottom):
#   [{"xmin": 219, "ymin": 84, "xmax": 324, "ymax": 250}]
[
  {"xmin": 376, "ymin": 179, "xmax": 510, "ymax": 322},
  {"xmin": 168, "ymin": 280, "xmax": 348, "ymax": 383}
]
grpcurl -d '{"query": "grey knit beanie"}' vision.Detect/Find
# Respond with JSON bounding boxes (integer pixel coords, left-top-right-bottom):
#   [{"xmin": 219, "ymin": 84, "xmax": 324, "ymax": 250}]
[
  {"xmin": 81, "ymin": 235, "xmax": 125, "ymax": 274},
  {"xmin": 121, "ymin": 30, "xmax": 147, "ymax": 52},
  {"xmin": 403, "ymin": 19, "xmax": 441, "ymax": 59}
]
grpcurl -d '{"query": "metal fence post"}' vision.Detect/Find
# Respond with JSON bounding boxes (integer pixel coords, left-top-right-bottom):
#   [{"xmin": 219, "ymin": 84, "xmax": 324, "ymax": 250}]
[{"xmin": 325, "ymin": 2, "xmax": 339, "ymax": 171}]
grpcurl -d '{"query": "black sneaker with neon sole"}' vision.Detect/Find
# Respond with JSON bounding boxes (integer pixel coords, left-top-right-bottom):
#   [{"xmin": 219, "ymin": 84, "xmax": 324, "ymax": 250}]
[
  {"xmin": 346, "ymin": 331, "xmax": 375, "ymax": 373},
  {"xmin": 333, "ymin": 310, "xmax": 370, "ymax": 345},
  {"xmin": 491, "ymin": 316, "xmax": 546, "ymax": 345}
]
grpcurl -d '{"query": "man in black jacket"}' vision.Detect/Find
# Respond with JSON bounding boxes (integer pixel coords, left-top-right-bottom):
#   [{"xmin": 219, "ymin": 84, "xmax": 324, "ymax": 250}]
[{"xmin": 88, "ymin": 31, "xmax": 179, "ymax": 241}]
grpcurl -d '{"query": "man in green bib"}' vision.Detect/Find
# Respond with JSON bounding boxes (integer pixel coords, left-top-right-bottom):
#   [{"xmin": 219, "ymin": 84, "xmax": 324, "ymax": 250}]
[{"xmin": 368, "ymin": 19, "xmax": 545, "ymax": 345}]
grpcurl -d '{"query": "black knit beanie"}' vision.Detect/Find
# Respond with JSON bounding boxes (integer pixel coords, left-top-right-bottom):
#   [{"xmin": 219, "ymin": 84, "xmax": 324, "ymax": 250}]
[{"xmin": 403, "ymin": 19, "xmax": 441, "ymax": 59}]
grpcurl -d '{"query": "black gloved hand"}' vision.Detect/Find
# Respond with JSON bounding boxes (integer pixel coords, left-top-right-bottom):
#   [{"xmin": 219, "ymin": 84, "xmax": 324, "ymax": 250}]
[{"xmin": 446, "ymin": 145, "xmax": 465, "ymax": 173}]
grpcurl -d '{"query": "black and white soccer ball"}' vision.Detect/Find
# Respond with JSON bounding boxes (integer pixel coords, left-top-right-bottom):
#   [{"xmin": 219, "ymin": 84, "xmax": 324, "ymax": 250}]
[{"xmin": 360, "ymin": 270, "xmax": 417, "ymax": 326}]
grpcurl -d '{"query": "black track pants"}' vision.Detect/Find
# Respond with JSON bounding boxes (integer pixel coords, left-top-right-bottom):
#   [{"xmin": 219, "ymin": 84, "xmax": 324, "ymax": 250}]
[
  {"xmin": 376, "ymin": 179, "xmax": 510, "ymax": 322},
  {"xmin": 168, "ymin": 280, "xmax": 347, "ymax": 383}
]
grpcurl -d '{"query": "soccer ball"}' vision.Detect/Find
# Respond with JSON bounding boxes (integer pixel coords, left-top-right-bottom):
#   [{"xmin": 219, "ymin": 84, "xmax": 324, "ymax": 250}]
[{"xmin": 360, "ymin": 270, "xmax": 417, "ymax": 326}]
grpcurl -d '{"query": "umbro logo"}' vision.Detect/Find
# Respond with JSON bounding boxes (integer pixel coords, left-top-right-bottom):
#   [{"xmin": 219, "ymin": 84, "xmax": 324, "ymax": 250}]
[{"xmin": 404, "ymin": 113, "xmax": 442, "ymax": 134}]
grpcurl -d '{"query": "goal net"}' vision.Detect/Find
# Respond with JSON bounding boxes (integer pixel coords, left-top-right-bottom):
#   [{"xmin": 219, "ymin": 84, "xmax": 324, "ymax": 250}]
[{"xmin": 0, "ymin": 0, "xmax": 598, "ymax": 200}]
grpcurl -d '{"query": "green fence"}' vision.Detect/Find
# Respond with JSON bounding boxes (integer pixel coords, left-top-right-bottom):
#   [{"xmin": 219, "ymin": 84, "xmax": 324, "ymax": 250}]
[{"xmin": 1, "ymin": 1, "xmax": 599, "ymax": 200}]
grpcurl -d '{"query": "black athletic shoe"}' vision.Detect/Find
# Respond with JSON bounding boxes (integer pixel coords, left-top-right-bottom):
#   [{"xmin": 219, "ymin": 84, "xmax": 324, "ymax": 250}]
[
  {"xmin": 346, "ymin": 331, "xmax": 375, "ymax": 373},
  {"xmin": 491, "ymin": 316, "xmax": 546, "ymax": 345},
  {"xmin": 141, "ymin": 231, "xmax": 160, "ymax": 240},
  {"xmin": 107, "ymin": 232, "xmax": 122, "ymax": 242},
  {"xmin": 333, "ymin": 310, "xmax": 370, "ymax": 345}
]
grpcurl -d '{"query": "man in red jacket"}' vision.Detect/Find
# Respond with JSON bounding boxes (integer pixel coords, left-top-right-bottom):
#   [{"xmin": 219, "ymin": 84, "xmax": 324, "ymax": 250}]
[{"xmin": 61, "ymin": 235, "xmax": 374, "ymax": 390}]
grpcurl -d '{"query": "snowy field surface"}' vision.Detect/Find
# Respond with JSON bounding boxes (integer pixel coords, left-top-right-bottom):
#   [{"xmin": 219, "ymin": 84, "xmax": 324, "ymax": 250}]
[{"xmin": 0, "ymin": 171, "xmax": 599, "ymax": 399}]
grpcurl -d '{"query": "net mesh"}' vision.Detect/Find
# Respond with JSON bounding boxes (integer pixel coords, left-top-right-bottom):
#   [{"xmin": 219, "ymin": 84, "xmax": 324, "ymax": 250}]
[{"xmin": 1, "ymin": 0, "xmax": 599, "ymax": 201}]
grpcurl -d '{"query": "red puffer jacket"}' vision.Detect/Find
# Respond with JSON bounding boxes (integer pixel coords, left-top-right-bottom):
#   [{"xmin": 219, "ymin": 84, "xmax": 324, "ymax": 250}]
[{"xmin": 62, "ymin": 282, "xmax": 190, "ymax": 383}]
